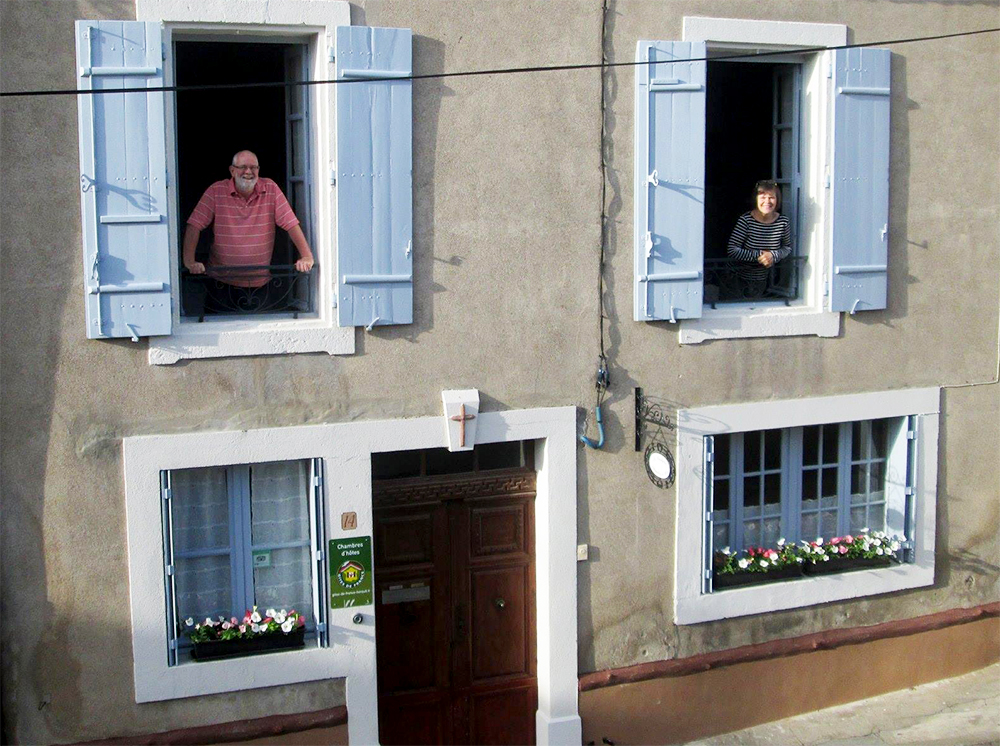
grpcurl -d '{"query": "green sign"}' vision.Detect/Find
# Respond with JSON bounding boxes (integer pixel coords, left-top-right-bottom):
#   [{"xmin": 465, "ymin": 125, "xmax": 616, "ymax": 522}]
[{"xmin": 329, "ymin": 536, "xmax": 373, "ymax": 609}]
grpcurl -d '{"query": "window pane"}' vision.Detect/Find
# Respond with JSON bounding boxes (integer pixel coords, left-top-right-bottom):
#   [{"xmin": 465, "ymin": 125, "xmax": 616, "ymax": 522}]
[
  {"xmin": 253, "ymin": 545, "xmax": 313, "ymax": 622},
  {"xmin": 744, "ymin": 432, "xmax": 761, "ymax": 473},
  {"xmin": 764, "ymin": 473, "xmax": 781, "ymax": 505},
  {"xmin": 713, "ymin": 522, "xmax": 730, "ymax": 550},
  {"xmin": 869, "ymin": 461, "xmax": 885, "ymax": 496},
  {"xmin": 822, "ymin": 424, "xmax": 839, "ymax": 463},
  {"xmin": 763, "ymin": 518, "xmax": 781, "ymax": 547},
  {"xmin": 171, "ymin": 467, "xmax": 230, "ymax": 551},
  {"xmin": 777, "ymin": 129, "xmax": 793, "ymax": 181},
  {"xmin": 292, "ymin": 181, "xmax": 307, "ymax": 218},
  {"xmin": 291, "ymin": 119, "xmax": 306, "ymax": 177},
  {"xmin": 867, "ymin": 505, "xmax": 886, "ymax": 533},
  {"xmin": 175, "ymin": 554, "xmax": 232, "ymax": 623},
  {"xmin": 851, "ymin": 464, "xmax": 867, "ymax": 501},
  {"xmin": 821, "ymin": 510, "xmax": 838, "ymax": 537},
  {"xmin": 801, "ymin": 512, "xmax": 818, "ymax": 541},
  {"xmin": 744, "ymin": 476, "xmax": 760, "ymax": 510},
  {"xmin": 714, "ymin": 434, "xmax": 730, "ymax": 477},
  {"xmin": 713, "ymin": 477, "xmax": 730, "ymax": 512},
  {"xmin": 743, "ymin": 520, "xmax": 760, "ymax": 547},
  {"xmin": 851, "ymin": 507, "xmax": 867, "ymax": 534},
  {"xmin": 872, "ymin": 419, "xmax": 889, "ymax": 459},
  {"xmin": 477, "ymin": 440, "xmax": 522, "ymax": 470},
  {"xmin": 821, "ymin": 467, "xmax": 838, "ymax": 498},
  {"xmin": 802, "ymin": 470, "xmax": 818, "ymax": 504},
  {"xmin": 764, "ymin": 429, "xmax": 781, "ymax": 470},
  {"xmin": 852, "ymin": 421, "xmax": 864, "ymax": 460},
  {"xmin": 803, "ymin": 426, "xmax": 819, "ymax": 465},
  {"xmin": 779, "ymin": 70, "xmax": 794, "ymax": 122},
  {"xmin": 251, "ymin": 461, "xmax": 310, "ymax": 546}
]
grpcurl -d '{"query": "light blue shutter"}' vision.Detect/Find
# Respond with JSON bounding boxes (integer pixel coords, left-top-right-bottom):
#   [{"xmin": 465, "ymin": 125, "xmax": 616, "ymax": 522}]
[
  {"xmin": 830, "ymin": 48, "xmax": 890, "ymax": 313},
  {"xmin": 634, "ymin": 41, "xmax": 706, "ymax": 322},
  {"xmin": 76, "ymin": 21, "xmax": 171, "ymax": 339},
  {"xmin": 336, "ymin": 26, "xmax": 413, "ymax": 328}
]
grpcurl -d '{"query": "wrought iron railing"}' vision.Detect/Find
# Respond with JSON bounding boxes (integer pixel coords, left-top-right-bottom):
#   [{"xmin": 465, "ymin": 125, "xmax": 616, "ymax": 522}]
[
  {"xmin": 703, "ymin": 256, "xmax": 806, "ymax": 307},
  {"xmin": 181, "ymin": 265, "xmax": 315, "ymax": 321}
]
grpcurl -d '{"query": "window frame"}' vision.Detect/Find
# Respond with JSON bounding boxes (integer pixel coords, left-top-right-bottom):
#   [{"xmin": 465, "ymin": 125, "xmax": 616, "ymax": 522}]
[
  {"xmin": 162, "ymin": 459, "xmax": 329, "ymax": 666},
  {"xmin": 677, "ymin": 17, "xmax": 848, "ymax": 343},
  {"xmin": 137, "ymin": 0, "xmax": 354, "ymax": 364},
  {"xmin": 675, "ymin": 387, "xmax": 938, "ymax": 625}
]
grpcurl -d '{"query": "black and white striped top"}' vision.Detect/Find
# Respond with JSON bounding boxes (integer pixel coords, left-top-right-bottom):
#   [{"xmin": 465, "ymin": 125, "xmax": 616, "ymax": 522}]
[{"xmin": 726, "ymin": 212, "xmax": 792, "ymax": 266}]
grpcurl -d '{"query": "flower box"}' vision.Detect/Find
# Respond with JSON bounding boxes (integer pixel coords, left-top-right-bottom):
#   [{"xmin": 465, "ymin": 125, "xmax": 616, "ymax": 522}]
[
  {"xmin": 803, "ymin": 556, "xmax": 894, "ymax": 576},
  {"xmin": 192, "ymin": 626, "xmax": 306, "ymax": 662},
  {"xmin": 713, "ymin": 564, "xmax": 804, "ymax": 590}
]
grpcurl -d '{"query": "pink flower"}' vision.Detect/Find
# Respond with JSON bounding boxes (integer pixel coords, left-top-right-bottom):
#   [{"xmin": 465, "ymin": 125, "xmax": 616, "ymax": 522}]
[
  {"xmin": 231, "ymin": 617, "xmax": 238, "ymax": 625},
  {"xmin": 263, "ymin": 617, "xmax": 273, "ymax": 625},
  {"xmin": 839, "ymin": 545, "xmax": 848, "ymax": 554},
  {"xmin": 296, "ymin": 615, "xmax": 305, "ymax": 627},
  {"xmin": 221, "ymin": 622, "xmax": 231, "ymax": 630},
  {"xmin": 844, "ymin": 535, "xmax": 854, "ymax": 544},
  {"xmin": 239, "ymin": 624, "xmax": 247, "ymax": 633},
  {"xmin": 830, "ymin": 537, "xmax": 841, "ymax": 545}
]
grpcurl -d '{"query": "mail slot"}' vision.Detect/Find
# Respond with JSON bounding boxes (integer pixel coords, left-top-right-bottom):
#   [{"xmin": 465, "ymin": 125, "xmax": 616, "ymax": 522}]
[{"xmin": 382, "ymin": 585, "xmax": 431, "ymax": 604}]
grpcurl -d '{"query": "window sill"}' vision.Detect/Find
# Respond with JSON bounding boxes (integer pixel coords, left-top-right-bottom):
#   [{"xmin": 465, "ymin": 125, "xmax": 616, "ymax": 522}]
[
  {"xmin": 675, "ymin": 558, "xmax": 935, "ymax": 625},
  {"xmin": 148, "ymin": 319, "xmax": 354, "ymax": 364},
  {"xmin": 678, "ymin": 303, "xmax": 840, "ymax": 344}
]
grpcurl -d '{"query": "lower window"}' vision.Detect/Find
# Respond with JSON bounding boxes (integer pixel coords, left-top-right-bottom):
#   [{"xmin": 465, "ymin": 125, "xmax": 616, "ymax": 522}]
[
  {"xmin": 674, "ymin": 388, "xmax": 938, "ymax": 624},
  {"xmin": 161, "ymin": 458, "xmax": 328, "ymax": 664}
]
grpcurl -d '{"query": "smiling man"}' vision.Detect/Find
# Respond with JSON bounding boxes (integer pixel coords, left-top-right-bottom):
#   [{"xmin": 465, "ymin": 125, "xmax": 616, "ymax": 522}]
[{"xmin": 182, "ymin": 150, "xmax": 314, "ymax": 297}]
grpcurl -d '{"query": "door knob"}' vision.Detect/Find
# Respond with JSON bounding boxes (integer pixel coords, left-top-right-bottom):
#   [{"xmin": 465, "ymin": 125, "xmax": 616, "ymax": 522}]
[{"xmin": 494, "ymin": 597, "xmax": 505, "ymax": 609}]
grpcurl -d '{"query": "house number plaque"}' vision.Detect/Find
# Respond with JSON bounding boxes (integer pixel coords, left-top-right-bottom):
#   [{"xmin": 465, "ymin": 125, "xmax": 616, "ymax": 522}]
[{"xmin": 329, "ymin": 536, "xmax": 373, "ymax": 609}]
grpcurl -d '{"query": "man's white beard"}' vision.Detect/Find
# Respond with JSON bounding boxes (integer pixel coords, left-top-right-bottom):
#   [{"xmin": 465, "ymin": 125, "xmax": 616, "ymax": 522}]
[{"xmin": 236, "ymin": 175, "xmax": 257, "ymax": 194}]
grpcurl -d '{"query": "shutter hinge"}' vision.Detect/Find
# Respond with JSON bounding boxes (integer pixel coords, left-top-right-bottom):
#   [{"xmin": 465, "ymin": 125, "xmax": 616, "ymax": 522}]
[
  {"xmin": 824, "ymin": 166, "xmax": 831, "ymax": 189},
  {"xmin": 166, "ymin": 564, "xmax": 175, "ymax": 576},
  {"xmin": 705, "ymin": 511, "xmax": 712, "ymax": 523},
  {"xmin": 905, "ymin": 486, "xmax": 914, "ymax": 496},
  {"xmin": 162, "ymin": 43, "xmax": 167, "ymax": 62},
  {"xmin": 704, "ymin": 569, "xmax": 712, "ymax": 580},
  {"xmin": 169, "ymin": 639, "xmax": 178, "ymax": 650},
  {"xmin": 404, "ymin": 240, "xmax": 412, "ymax": 258},
  {"xmin": 315, "ymin": 549, "xmax": 323, "ymax": 562},
  {"xmin": 313, "ymin": 473, "xmax": 323, "ymax": 487},
  {"xmin": 163, "ymin": 487, "xmax": 172, "ymax": 501},
  {"xmin": 330, "ymin": 167, "xmax": 336, "ymax": 187},
  {"xmin": 827, "ymin": 56, "xmax": 833, "ymax": 79},
  {"xmin": 705, "ymin": 451, "xmax": 714, "ymax": 463},
  {"xmin": 907, "ymin": 430, "xmax": 916, "ymax": 440},
  {"xmin": 318, "ymin": 622, "xmax": 327, "ymax": 633},
  {"xmin": 328, "ymin": 47, "xmax": 335, "ymax": 64}
]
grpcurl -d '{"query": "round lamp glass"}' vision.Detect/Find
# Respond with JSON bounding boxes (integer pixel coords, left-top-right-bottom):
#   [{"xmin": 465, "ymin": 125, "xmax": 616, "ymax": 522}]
[{"xmin": 647, "ymin": 451, "xmax": 673, "ymax": 480}]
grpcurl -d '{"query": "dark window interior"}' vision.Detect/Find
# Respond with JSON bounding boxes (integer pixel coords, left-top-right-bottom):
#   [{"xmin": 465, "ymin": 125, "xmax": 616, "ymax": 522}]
[
  {"xmin": 174, "ymin": 41, "xmax": 294, "ymax": 270},
  {"xmin": 704, "ymin": 61, "xmax": 776, "ymax": 260},
  {"xmin": 372, "ymin": 441, "xmax": 535, "ymax": 481}
]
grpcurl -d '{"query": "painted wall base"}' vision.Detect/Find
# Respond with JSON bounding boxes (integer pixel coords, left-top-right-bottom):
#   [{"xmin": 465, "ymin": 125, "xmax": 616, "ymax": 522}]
[{"xmin": 537, "ymin": 712, "xmax": 584, "ymax": 746}]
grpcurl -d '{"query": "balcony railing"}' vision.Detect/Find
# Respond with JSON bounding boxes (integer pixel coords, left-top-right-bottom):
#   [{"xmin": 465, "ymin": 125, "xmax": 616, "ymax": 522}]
[
  {"xmin": 181, "ymin": 265, "xmax": 315, "ymax": 322},
  {"xmin": 703, "ymin": 256, "xmax": 806, "ymax": 308}
]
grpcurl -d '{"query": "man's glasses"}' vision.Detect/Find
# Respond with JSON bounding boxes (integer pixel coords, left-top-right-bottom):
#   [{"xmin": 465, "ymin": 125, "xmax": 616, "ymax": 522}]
[{"xmin": 233, "ymin": 164, "xmax": 260, "ymax": 172}]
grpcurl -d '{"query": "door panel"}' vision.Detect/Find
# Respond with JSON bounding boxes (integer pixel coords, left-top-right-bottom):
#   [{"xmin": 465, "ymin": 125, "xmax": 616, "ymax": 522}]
[{"xmin": 374, "ymin": 471, "xmax": 536, "ymax": 745}]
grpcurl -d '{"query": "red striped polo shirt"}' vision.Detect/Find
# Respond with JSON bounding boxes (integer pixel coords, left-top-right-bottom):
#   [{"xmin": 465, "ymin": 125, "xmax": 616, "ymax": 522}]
[{"xmin": 187, "ymin": 177, "xmax": 299, "ymax": 288}]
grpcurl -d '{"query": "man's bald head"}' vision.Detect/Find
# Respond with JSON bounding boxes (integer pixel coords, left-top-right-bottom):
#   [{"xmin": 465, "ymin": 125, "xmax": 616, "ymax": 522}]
[{"xmin": 229, "ymin": 151, "xmax": 260, "ymax": 195}]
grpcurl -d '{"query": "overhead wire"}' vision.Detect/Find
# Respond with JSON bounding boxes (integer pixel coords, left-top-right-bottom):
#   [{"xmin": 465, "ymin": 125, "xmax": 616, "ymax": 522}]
[{"xmin": 1, "ymin": 26, "xmax": 998, "ymax": 98}]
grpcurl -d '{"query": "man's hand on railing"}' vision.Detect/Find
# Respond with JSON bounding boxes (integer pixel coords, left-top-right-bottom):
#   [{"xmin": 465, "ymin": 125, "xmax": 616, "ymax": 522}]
[
  {"xmin": 185, "ymin": 261, "xmax": 206, "ymax": 274},
  {"xmin": 295, "ymin": 256, "xmax": 314, "ymax": 273}
]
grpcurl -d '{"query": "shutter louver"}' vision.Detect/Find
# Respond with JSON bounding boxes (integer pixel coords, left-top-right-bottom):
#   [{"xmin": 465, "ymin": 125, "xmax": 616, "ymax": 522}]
[
  {"xmin": 76, "ymin": 21, "xmax": 172, "ymax": 339},
  {"xmin": 634, "ymin": 40, "xmax": 706, "ymax": 322},
  {"xmin": 830, "ymin": 48, "xmax": 891, "ymax": 314},
  {"xmin": 335, "ymin": 26, "xmax": 413, "ymax": 328}
]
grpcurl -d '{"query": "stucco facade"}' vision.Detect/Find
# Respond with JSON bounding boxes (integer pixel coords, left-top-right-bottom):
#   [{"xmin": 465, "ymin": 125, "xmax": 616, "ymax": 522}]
[{"xmin": 1, "ymin": 0, "xmax": 997, "ymax": 744}]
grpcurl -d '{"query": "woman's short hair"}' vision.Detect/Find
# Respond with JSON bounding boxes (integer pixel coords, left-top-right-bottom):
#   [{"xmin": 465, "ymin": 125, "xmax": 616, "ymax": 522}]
[{"xmin": 754, "ymin": 179, "xmax": 782, "ymax": 210}]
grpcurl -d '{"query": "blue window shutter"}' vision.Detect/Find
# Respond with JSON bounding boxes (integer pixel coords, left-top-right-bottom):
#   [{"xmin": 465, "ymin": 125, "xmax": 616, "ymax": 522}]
[
  {"xmin": 634, "ymin": 40, "xmax": 706, "ymax": 322},
  {"xmin": 75, "ymin": 21, "xmax": 172, "ymax": 339},
  {"xmin": 336, "ymin": 26, "xmax": 413, "ymax": 328},
  {"xmin": 830, "ymin": 48, "xmax": 890, "ymax": 313}
]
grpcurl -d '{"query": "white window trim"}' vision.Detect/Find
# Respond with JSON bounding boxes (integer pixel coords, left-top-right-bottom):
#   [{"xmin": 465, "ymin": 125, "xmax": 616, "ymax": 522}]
[
  {"xmin": 679, "ymin": 17, "xmax": 847, "ymax": 344},
  {"xmin": 136, "ymin": 0, "xmax": 355, "ymax": 365},
  {"xmin": 122, "ymin": 406, "xmax": 582, "ymax": 746},
  {"xmin": 674, "ymin": 387, "xmax": 939, "ymax": 625}
]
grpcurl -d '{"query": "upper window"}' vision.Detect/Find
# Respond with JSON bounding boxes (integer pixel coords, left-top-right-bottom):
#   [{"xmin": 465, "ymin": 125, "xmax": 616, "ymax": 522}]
[
  {"xmin": 634, "ymin": 19, "xmax": 891, "ymax": 340},
  {"xmin": 162, "ymin": 459, "xmax": 328, "ymax": 665},
  {"xmin": 674, "ymin": 388, "xmax": 939, "ymax": 625},
  {"xmin": 74, "ymin": 9, "xmax": 413, "ymax": 363}
]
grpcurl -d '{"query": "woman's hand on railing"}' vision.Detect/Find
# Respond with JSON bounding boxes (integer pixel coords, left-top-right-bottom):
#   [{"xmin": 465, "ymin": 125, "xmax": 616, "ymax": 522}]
[{"xmin": 757, "ymin": 250, "xmax": 774, "ymax": 268}]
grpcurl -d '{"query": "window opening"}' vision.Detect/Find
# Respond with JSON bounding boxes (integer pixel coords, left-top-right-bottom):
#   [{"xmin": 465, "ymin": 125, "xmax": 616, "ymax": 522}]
[
  {"xmin": 162, "ymin": 459, "xmax": 327, "ymax": 665},
  {"xmin": 371, "ymin": 441, "xmax": 535, "ymax": 481},
  {"xmin": 175, "ymin": 40, "xmax": 315, "ymax": 322},
  {"xmin": 707, "ymin": 417, "xmax": 910, "ymax": 592},
  {"xmin": 704, "ymin": 60, "xmax": 803, "ymax": 307}
]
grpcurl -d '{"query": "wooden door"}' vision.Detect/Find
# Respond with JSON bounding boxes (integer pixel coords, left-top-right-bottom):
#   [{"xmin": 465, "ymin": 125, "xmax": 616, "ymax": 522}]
[{"xmin": 374, "ymin": 470, "xmax": 537, "ymax": 745}]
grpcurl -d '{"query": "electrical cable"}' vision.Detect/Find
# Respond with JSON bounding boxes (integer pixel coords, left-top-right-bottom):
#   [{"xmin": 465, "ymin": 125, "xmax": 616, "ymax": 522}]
[{"xmin": 1, "ymin": 26, "xmax": 997, "ymax": 98}]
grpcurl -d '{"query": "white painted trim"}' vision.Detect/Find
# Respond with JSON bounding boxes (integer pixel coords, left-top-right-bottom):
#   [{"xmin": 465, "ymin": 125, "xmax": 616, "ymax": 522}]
[
  {"xmin": 678, "ymin": 17, "xmax": 849, "ymax": 343},
  {"xmin": 122, "ymin": 406, "xmax": 582, "ymax": 745},
  {"xmin": 683, "ymin": 17, "xmax": 848, "ymax": 48},
  {"xmin": 136, "ymin": 0, "xmax": 353, "ymax": 365},
  {"xmin": 674, "ymin": 388, "xmax": 939, "ymax": 625}
]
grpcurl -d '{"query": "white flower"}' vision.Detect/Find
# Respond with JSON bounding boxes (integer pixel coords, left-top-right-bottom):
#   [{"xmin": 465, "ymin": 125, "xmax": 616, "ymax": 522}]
[
  {"xmin": 185, "ymin": 617, "xmax": 194, "ymax": 627},
  {"xmin": 721, "ymin": 546, "xmax": 731, "ymax": 555},
  {"xmin": 777, "ymin": 538, "xmax": 786, "ymax": 547},
  {"xmin": 796, "ymin": 557, "xmax": 804, "ymax": 564},
  {"xmin": 873, "ymin": 538, "xmax": 882, "ymax": 546},
  {"xmin": 281, "ymin": 619, "xmax": 293, "ymax": 633},
  {"xmin": 274, "ymin": 611, "xmax": 287, "ymax": 624},
  {"xmin": 250, "ymin": 611, "xmax": 262, "ymax": 623},
  {"xmin": 876, "ymin": 548, "xmax": 884, "ymax": 555},
  {"xmin": 890, "ymin": 541, "xmax": 900, "ymax": 551},
  {"xmin": 204, "ymin": 617, "xmax": 215, "ymax": 627},
  {"xmin": 822, "ymin": 555, "xmax": 830, "ymax": 562},
  {"xmin": 265, "ymin": 608, "xmax": 277, "ymax": 619},
  {"xmin": 251, "ymin": 623, "xmax": 261, "ymax": 633},
  {"xmin": 815, "ymin": 537, "xmax": 824, "ymax": 545},
  {"xmin": 760, "ymin": 560, "xmax": 769, "ymax": 568},
  {"xmin": 861, "ymin": 527, "xmax": 870, "ymax": 533},
  {"xmin": 738, "ymin": 558, "xmax": 750, "ymax": 570}
]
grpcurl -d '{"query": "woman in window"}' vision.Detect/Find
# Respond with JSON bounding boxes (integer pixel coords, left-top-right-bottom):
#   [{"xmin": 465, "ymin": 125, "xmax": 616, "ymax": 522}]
[{"xmin": 726, "ymin": 180, "xmax": 792, "ymax": 298}]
